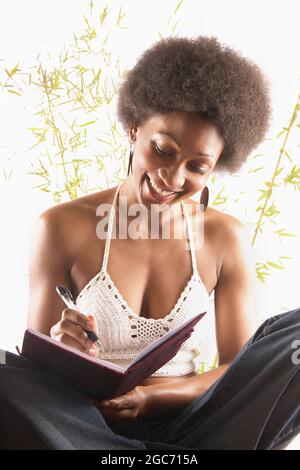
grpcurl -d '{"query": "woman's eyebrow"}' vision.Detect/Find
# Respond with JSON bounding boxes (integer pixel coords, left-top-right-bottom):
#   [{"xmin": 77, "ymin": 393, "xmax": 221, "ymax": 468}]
[{"xmin": 158, "ymin": 131, "xmax": 216, "ymax": 160}]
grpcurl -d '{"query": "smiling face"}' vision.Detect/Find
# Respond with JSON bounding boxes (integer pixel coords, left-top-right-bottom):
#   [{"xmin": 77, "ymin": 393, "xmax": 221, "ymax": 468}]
[{"xmin": 128, "ymin": 111, "xmax": 224, "ymax": 208}]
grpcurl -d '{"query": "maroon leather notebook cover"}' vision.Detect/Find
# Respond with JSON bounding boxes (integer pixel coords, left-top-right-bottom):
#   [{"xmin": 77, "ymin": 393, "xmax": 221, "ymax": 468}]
[{"xmin": 21, "ymin": 311, "xmax": 206, "ymax": 400}]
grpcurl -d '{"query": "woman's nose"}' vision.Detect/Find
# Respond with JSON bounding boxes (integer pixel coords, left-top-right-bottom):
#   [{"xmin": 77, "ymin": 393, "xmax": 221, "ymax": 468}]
[{"xmin": 159, "ymin": 168, "xmax": 185, "ymax": 191}]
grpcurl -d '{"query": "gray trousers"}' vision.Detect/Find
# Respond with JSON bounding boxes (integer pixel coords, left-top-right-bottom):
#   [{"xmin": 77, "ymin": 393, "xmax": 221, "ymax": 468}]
[{"xmin": 1, "ymin": 307, "xmax": 300, "ymax": 450}]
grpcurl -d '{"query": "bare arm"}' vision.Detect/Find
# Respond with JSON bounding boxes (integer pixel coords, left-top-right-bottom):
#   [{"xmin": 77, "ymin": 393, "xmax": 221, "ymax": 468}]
[
  {"xmin": 214, "ymin": 216, "xmax": 260, "ymax": 364},
  {"xmin": 27, "ymin": 208, "xmax": 73, "ymax": 335},
  {"xmin": 27, "ymin": 207, "xmax": 99, "ymax": 355}
]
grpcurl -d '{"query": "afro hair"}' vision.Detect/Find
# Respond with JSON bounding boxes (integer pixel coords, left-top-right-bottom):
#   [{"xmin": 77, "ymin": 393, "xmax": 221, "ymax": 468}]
[{"xmin": 116, "ymin": 35, "xmax": 272, "ymax": 174}]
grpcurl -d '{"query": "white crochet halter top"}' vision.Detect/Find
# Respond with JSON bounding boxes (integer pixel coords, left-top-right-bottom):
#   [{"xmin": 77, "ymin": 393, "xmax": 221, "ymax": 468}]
[{"xmin": 76, "ymin": 182, "xmax": 212, "ymax": 377}]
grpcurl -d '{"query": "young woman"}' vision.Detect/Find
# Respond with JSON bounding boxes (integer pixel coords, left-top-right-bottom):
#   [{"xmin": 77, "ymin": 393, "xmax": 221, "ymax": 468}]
[{"xmin": 1, "ymin": 36, "xmax": 299, "ymax": 450}]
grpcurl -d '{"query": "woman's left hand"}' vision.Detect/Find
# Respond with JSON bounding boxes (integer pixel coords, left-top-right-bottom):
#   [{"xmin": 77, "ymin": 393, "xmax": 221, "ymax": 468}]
[{"xmin": 87, "ymin": 385, "xmax": 153, "ymax": 422}]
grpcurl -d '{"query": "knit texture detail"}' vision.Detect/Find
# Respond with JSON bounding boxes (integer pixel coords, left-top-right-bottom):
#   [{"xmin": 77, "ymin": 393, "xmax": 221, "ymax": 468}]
[{"xmin": 76, "ymin": 269, "xmax": 211, "ymax": 376}]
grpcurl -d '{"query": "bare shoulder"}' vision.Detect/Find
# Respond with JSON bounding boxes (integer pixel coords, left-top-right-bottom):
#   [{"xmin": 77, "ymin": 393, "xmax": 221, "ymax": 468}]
[
  {"xmin": 36, "ymin": 187, "xmax": 116, "ymax": 256},
  {"xmin": 208, "ymin": 205, "xmax": 249, "ymax": 238},
  {"xmin": 206, "ymin": 206, "xmax": 254, "ymax": 277},
  {"xmin": 40, "ymin": 186, "xmax": 117, "ymax": 223},
  {"xmin": 41, "ymin": 187, "xmax": 115, "ymax": 218},
  {"xmin": 186, "ymin": 197, "xmax": 249, "ymax": 241}
]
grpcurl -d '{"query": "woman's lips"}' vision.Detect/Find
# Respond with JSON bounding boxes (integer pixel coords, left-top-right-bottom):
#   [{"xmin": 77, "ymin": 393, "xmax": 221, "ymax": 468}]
[{"xmin": 143, "ymin": 174, "xmax": 181, "ymax": 203}]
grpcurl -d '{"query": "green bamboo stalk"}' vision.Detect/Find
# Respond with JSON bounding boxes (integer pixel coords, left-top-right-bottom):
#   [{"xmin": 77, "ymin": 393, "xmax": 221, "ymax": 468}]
[
  {"xmin": 251, "ymin": 93, "xmax": 300, "ymax": 246},
  {"xmin": 39, "ymin": 64, "xmax": 74, "ymax": 198}
]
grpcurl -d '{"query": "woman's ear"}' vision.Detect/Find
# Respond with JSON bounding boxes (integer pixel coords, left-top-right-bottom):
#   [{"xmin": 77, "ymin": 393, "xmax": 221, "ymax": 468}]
[{"xmin": 129, "ymin": 125, "xmax": 138, "ymax": 142}]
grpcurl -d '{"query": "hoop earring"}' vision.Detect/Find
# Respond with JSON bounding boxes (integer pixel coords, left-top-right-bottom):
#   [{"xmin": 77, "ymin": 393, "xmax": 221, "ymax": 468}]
[
  {"xmin": 200, "ymin": 186, "xmax": 209, "ymax": 212},
  {"xmin": 127, "ymin": 146, "xmax": 134, "ymax": 177}
]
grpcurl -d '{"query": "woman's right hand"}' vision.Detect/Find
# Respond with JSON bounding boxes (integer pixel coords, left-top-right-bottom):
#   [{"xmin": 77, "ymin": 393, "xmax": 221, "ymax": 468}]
[{"xmin": 50, "ymin": 308, "xmax": 99, "ymax": 356}]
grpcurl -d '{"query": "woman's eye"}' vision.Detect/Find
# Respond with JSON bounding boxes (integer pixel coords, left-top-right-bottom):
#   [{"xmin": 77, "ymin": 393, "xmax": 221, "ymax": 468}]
[
  {"xmin": 190, "ymin": 166, "xmax": 208, "ymax": 175},
  {"xmin": 154, "ymin": 143, "xmax": 172, "ymax": 156},
  {"xmin": 153, "ymin": 142, "xmax": 208, "ymax": 174}
]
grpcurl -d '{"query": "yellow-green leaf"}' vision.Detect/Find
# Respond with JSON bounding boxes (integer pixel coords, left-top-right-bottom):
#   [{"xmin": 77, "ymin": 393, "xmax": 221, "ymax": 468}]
[
  {"xmin": 79, "ymin": 120, "xmax": 97, "ymax": 127},
  {"xmin": 7, "ymin": 89, "xmax": 22, "ymax": 96}
]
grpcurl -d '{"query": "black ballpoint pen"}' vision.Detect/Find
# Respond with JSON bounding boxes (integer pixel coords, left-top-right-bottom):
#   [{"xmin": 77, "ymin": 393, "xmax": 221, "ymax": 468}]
[{"xmin": 55, "ymin": 285, "xmax": 102, "ymax": 350}]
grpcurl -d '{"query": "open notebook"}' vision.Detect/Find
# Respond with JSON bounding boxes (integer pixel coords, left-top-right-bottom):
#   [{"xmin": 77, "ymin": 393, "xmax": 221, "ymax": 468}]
[{"xmin": 20, "ymin": 311, "xmax": 206, "ymax": 400}]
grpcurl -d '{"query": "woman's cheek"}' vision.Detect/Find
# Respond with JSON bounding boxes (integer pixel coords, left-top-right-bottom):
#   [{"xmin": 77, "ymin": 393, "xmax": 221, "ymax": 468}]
[{"xmin": 138, "ymin": 149, "xmax": 158, "ymax": 171}]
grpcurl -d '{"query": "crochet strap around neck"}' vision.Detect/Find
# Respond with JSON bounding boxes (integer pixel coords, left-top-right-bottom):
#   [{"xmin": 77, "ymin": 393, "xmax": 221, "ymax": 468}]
[{"xmin": 102, "ymin": 182, "xmax": 123, "ymax": 272}]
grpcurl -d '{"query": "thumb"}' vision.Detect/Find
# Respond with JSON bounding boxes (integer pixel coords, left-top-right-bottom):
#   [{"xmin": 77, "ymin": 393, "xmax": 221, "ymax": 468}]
[{"xmin": 86, "ymin": 314, "xmax": 97, "ymax": 332}]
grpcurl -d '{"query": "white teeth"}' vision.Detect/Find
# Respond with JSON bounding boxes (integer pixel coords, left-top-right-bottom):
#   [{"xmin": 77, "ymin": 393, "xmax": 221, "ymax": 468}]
[{"xmin": 148, "ymin": 176, "xmax": 174, "ymax": 197}]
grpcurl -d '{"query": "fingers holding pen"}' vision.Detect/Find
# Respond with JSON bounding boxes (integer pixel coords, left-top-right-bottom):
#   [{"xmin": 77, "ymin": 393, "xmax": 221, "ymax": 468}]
[{"xmin": 50, "ymin": 308, "xmax": 99, "ymax": 355}]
